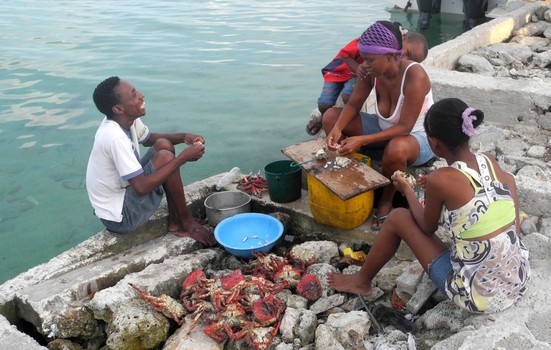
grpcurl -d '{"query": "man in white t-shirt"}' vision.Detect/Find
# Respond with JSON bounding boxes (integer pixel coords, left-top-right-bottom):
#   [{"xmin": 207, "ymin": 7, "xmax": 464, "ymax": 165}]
[{"xmin": 86, "ymin": 76, "xmax": 216, "ymax": 246}]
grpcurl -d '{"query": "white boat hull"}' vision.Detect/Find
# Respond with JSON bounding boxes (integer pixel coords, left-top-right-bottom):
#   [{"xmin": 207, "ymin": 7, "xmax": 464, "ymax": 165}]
[{"xmin": 389, "ymin": 0, "xmax": 505, "ymax": 15}]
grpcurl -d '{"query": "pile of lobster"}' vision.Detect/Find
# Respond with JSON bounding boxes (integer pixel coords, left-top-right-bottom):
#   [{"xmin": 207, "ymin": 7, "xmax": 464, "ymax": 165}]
[{"xmin": 130, "ymin": 249, "xmax": 322, "ymax": 350}]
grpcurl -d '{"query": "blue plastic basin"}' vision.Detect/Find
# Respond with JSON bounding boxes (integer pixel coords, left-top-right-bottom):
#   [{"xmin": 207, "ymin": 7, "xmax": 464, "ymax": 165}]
[{"xmin": 214, "ymin": 213, "xmax": 284, "ymax": 259}]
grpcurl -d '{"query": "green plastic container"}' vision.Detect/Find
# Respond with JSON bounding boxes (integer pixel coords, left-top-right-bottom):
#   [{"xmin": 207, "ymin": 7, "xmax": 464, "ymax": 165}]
[{"xmin": 264, "ymin": 160, "xmax": 302, "ymax": 203}]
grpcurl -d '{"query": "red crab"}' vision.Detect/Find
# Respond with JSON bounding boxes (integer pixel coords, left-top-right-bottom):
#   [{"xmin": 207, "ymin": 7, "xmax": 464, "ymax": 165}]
[
  {"xmin": 273, "ymin": 263, "xmax": 303, "ymax": 288},
  {"xmin": 180, "ymin": 269, "xmax": 207, "ymax": 300},
  {"xmin": 250, "ymin": 252, "xmax": 287, "ymax": 280},
  {"xmin": 251, "ymin": 294, "xmax": 285, "ymax": 326},
  {"xmin": 204, "ymin": 303, "xmax": 248, "ymax": 343},
  {"xmin": 129, "ymin": 283, "xmax": 187, "ymax": 324},
  {"xmin": 296, "ymin": 274, "xmax": 322, "ymax": 301},
  {"xmin": 239, "ymin": 324, "xmax": 280, "ymax": 350}
]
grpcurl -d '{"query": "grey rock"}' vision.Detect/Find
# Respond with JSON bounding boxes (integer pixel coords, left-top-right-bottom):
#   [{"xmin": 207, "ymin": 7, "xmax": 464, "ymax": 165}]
[
  {"xmin": 294, "ymin": 241, "xmax": 338, "ymax": 264},
  {"xmin": 105, "ymin": 299, "xmax": 169, "ymax": 350},
  {"xmin": 526, "ymin": 145, "xmax": 548, "ymax": 158},
  {"xmin": 323, "ymin": 311, "xmax": 371, "ymax": 350},
  {"xmin": 309, "ymin": 294, "xmax": 346, "ymax": 315},
  {"xmin": 457, "ymin": 54, "xmax": 495, "ymax": 75},
  {"xmin": 279, "ymin": 308, "xmax": 317, "ymax": 346},
  {"xmin": 314, "ymin": 324, "xmax": 345, "ymax": 350},
  {"xmin": 514, "ymin": 21, "xmax": 551, "ymax": 36}
]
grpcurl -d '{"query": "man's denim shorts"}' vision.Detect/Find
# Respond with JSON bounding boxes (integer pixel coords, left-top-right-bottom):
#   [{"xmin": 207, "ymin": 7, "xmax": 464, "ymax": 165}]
[
  {"xmin": 101, "ymin": 148, "xmax": 165, "ymax": 234},
  {"xmin": 360, "ymin": 112, "xmax": 435, "ymax": 166},
  {"xmin": 317, "ymin": 78, "xmax": 357, "ymax": 106},
  {"xmin": 428, "ymin": 249, "xmax": 453, "ymax": 294}
]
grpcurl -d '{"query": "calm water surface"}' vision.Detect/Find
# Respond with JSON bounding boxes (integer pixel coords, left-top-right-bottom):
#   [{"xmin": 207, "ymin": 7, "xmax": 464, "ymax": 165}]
[{"xmin": 0, "ymin": 1, "xmax": 466, "ymax": 283}]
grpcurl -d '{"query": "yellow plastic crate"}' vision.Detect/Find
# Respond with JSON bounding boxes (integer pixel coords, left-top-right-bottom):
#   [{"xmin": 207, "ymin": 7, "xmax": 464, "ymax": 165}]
[{"xmin": 307, "ymin": 154, "xmax": 374, "ymax": 229}]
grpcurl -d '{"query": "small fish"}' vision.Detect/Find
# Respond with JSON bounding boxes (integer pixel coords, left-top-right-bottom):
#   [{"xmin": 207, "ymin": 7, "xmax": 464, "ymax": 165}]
[
  {"xmin": 251, "ymin": 235, "xmax": 258, "ymax": 239},
  {"xmin": 242, "ymin": 236, "xmax": 249, "ymax": 242}
]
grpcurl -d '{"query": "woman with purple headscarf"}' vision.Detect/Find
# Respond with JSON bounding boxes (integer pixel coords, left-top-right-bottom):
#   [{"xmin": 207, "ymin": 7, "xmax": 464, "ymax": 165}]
[{"xmin": 322, "ymin": 20, "xmax": 435, "ymax": 231}]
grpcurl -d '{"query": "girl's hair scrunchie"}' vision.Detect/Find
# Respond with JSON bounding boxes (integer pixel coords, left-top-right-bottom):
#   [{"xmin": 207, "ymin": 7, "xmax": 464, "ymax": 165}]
[{"xmin": 461, "ymin": 107, "xmax": 477, "ymax": 137}]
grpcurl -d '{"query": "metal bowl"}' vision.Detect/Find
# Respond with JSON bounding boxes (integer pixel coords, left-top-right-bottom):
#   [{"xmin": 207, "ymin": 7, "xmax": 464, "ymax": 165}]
[{"xmin": 204, "ymin": 191, "xmax": 251, "ymax": 227}]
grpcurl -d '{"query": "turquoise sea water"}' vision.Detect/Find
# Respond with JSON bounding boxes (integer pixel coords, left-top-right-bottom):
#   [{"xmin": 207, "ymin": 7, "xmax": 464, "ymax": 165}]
[{"xmin": 0, "ymin": 1, "xmax": 467, "ymax": 284}]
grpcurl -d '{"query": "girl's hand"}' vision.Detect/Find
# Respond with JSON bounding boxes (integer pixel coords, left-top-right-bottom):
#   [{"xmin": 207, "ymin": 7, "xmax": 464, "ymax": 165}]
[
  {"xmin": 391, "ymin": 172, "xmax": 412, "ymax": 194},
  {"xmin": 417, "ymin": 174, "xmax": 427, "ymax": 189}
]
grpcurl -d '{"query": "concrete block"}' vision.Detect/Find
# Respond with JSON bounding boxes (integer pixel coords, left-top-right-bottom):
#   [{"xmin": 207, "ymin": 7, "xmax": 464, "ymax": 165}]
[
  {"xmin": 407, "ymin": 273, "xmax": 438, "ymax": 315},
  {"xmin": 0, "ymin": 315, "xmax": 46, "ymax": 350}
]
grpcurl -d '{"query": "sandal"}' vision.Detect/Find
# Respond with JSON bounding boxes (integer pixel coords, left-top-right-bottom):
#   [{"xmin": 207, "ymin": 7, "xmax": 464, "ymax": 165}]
[
  {"xmin": 305, "ymin": 108, "xmax": 323, "ymax": 136},
  {"xmin": 370, "ymin": 213, "xmax": 388, "ymax": 231}
]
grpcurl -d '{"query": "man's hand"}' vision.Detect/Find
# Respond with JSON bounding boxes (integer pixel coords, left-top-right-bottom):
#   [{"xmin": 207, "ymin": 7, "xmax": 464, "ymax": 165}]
[
  {"xmin": 184, "ymin": 133, "xmax": 205, "ymax": 145},
  {"xmin": 178, "ymin": 141, "xmax": 205, "ymax": 162}
]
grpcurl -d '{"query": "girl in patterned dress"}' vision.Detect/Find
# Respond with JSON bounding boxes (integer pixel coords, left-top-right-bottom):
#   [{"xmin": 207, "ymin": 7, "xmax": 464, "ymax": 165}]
[{"xmin": 328, "ymin": 97, "xmax": 530, "ymax": 313}]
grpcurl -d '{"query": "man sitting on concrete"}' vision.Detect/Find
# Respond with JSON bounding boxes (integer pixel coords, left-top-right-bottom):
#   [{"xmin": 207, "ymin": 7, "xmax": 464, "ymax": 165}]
[{"xmin": 86, "ymin": 76, "xmax": 216, "ymax": 246}]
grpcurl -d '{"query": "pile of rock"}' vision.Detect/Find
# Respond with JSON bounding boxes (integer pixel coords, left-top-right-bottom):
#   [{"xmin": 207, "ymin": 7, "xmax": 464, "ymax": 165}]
[{"xmin": 456, "ymin": 4, "xmax": 551, "ymax": 78}]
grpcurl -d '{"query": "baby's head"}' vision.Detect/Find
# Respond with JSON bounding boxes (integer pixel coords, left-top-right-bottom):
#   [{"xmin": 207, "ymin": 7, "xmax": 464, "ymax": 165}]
[
  {"xmin": 424, "ymin": 98, "xmax": 485, "ymax": 152},
  {"xmin": 403, "ymin": 32, "xmax": 428, "ymax": 63}
]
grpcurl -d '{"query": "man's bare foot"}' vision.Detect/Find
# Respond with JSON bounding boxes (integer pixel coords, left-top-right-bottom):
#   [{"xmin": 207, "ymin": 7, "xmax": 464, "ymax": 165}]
[
  {"xmin": 177, "ymin": 220, "xmax": 217, "ymax": 246},
  {"xmin": 169, "ymin": 217, "xmax": 208, "ymax": 232},
  {"xmin": 327, "ymin": 272, "xmax": 373, "ymax": 295}
]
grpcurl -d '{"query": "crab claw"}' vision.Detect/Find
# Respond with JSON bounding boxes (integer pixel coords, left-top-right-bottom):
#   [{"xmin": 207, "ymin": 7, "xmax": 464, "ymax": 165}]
[{"xmin": 296, "ymin": 274, "xmax": 322, "ymax": 301}]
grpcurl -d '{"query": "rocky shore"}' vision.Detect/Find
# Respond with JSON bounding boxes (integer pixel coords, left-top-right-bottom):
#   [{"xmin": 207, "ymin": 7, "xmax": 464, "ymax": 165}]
[{"xmin": 1, "ymin": 1, "xmax": 550, "ymax": 350}]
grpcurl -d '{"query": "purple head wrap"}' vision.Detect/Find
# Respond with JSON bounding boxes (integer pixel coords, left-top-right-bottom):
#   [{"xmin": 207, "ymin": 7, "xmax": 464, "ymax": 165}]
[
  {"xmin": 358, "ymin": 22, "xmax": 402, "ymax": 55},
  {"xmin": 461, "ymin": 107, "xmax": 477, "ymax": 137}
]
